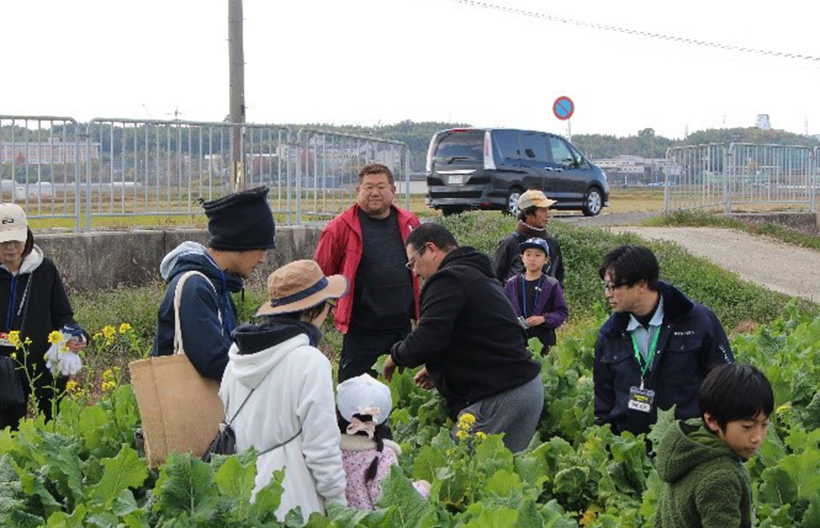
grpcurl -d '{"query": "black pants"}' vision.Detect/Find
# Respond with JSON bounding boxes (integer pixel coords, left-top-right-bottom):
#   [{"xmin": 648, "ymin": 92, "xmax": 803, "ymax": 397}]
[
  {"xmin": 338, "ymin": 325, "xmax": 411, "ymax": 383},
  {"xmin": 0, "ymin": 363, "xmax": 67, "ymax": 431}
]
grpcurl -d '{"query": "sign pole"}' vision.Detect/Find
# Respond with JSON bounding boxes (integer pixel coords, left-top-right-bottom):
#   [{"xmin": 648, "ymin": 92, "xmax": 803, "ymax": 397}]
[{"xmin": 567, "ymin": 119, "xmax": 572, "ymax": 143}]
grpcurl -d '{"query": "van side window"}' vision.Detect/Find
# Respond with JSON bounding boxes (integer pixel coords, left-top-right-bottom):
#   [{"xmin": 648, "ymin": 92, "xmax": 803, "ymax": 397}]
[
  {"xmin": 549, "ymin": 137, "xmax": 574, "ymax": 167},
  {"xmin": 493, "ymin": 130, "xmax": 520, "ymax": 160},
  {"xmin": 520, "ymin": 133, "xmax": 550, "ymax": 163}
]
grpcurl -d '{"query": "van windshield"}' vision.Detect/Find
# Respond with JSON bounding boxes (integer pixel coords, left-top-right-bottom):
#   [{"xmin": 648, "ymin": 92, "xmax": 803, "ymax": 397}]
[{"xmin": 433, "ymin": 131, "xmax": 483, "ymax": 163}]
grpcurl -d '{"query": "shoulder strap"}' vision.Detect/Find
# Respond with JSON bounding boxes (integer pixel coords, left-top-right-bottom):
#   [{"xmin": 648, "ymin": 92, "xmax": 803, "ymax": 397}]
[
  {"xmin": 173, "ymin": 270, "xmax": 222, "ymax": 356},
  {"xmin": 543, "ymin": 275, "xmax": 559, "ymax": 287}
]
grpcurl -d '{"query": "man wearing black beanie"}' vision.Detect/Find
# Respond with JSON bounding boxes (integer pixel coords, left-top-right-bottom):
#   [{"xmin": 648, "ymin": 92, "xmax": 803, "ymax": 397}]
[{"xmin": 151, "ymin": 186, "xmax": 276, "ymax": 380}]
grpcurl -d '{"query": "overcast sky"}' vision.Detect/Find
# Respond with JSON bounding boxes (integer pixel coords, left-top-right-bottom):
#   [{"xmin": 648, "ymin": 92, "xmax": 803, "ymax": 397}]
[{"xmin": 3, "ymin": 0, "xmax": 818, "ymax": 139}]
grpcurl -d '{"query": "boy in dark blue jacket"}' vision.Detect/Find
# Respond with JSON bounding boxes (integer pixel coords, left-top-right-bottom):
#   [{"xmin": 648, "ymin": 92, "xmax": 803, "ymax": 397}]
[{"xmin": 503, "ymin": 237, "xmax": 568, "ymax": 353}]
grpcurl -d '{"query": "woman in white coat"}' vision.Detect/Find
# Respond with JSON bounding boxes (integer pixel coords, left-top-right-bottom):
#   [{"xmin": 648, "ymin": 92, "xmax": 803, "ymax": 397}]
[{"xmin": 220, "ymin": 259, "xmax": 348, "ymax": 521}]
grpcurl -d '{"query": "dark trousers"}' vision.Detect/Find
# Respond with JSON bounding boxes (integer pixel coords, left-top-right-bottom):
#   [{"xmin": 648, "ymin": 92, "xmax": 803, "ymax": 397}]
[
  {"xmin": 338, "ymin": 325, "xmax": 410, "ymax": 383},
  {"xmin": 0, "ymin": 365, "xmax": 67, "ymax": 431}
]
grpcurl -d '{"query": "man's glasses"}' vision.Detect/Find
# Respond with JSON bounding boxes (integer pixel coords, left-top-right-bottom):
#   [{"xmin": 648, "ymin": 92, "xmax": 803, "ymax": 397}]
[
  {"xmin": 601, "ymin": 280, "xmax": 627, "ymax": 292},
  {"xmin": 405, "ymin": 246, "xmax": 426, "ymax": 270}
]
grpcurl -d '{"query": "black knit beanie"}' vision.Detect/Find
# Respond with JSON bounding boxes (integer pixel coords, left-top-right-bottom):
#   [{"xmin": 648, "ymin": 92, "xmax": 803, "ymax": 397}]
[{"xmin": 203, "ymin": 186, "xmax": 276, "ymax": 251}]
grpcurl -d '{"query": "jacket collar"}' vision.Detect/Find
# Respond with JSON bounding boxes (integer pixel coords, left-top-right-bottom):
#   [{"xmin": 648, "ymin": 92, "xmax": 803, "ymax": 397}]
[
  {"xmin": 339, "ymin": 203, "xmax": 413, "ymax": 232},
  {"xmin": 601, "ymin": 281, "xmax": 694, "ymax": 336}
]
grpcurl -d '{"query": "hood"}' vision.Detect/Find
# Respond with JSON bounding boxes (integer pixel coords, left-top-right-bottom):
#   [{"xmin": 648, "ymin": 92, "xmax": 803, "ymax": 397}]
[
  {"xmin": 227, "ymin": 319, "xmax": 319, "ymax": 388},
  {"xmin": 0, "ymin": 244, "xmax": 45, "ymax": 276},
  {"xmin": 656, "ymin": 419, "xmax": 737, "ymax": 484},
  {"xmin": 160, "ymin": 241, "xmax": 243, "ymax": 293},
  {"xmin": 438, "ymin": 246, "xmax": 495, "ymax": 279}
]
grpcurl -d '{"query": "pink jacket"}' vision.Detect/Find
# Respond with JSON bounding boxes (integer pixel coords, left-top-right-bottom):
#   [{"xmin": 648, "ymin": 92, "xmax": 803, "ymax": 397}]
[
  {"xmin": 314, "ymin": 204, "xmax": 420, "ymax": 333},
  {"xmin": 340, "ymin": 435, "xmax": 429, "ymax": 509}
]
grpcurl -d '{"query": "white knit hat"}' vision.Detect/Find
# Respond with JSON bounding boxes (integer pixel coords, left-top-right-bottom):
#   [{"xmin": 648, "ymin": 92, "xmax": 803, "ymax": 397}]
[{"xmin": 336, "ymin": 374, "xmax": 392, "ymax": 425}]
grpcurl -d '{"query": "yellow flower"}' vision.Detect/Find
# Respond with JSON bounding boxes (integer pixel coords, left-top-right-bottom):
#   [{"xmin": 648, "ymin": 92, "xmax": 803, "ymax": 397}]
[
  {"xmin": 119, "ymin": 323, "xmax": 132, "ymax": 334},
  {"xmin": 48, "ymin": 330, "xmax": 63, "ymax": 345},
  {"xmin": 8, "ymin": 331, "xmax": 21, "ymax": 349},
  {"xmin": 10, "ymin": 352, "xmax": 17, "ymax": 360},
  {"xmin": 777, "ymin": 404, "xmax": 791, "ymax": 414},
  {"xmin": 475, "ymin": 431, "xmax": 487, "ymax": 441},
  {"xmin": 456, "ymin": 429, "xmax": 469, "ymax": 440},
  {"xmin": 102, "ymin": 380, "xmax": 116, "ymax": 393},
  {"xmin": 65, "ymin": 380, "xmax": 78, "ymax": 393},
  {"xmin": 23, "ymin": 337, "xmax": 31, "ymax": 345},
  {"xmin": 102, "ymin": 326, "xmax": 116, "ymax": 340},
  {"xmin": 457, "ymin": 412, "xmax": 476, "ymax": 432}
]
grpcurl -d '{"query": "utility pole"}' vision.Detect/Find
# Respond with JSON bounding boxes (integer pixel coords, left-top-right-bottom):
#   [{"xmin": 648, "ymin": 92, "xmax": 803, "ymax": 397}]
[{"xmin": 228, "ymin": 0, "xmax": 246, "ymax": 191}]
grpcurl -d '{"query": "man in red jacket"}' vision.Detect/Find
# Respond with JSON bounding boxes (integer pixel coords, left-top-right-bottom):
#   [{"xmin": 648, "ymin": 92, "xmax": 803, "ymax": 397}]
[{"xmin": 315, "ymin": 163, "xmax": 420, "ymax": 382}]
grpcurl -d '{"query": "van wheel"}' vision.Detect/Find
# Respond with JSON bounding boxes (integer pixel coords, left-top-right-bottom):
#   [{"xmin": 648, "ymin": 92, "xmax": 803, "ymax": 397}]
[
  {"xmin": 582, "ymin": 187, "xmax": 603, "ymax": 216},
  {"xmin": 504, "ymin": 188, "xmax": 523, "ymax": 216}
]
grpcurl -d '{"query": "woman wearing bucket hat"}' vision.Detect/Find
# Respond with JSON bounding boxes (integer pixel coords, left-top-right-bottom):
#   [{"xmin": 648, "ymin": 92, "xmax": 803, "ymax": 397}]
[
  {"xmin": 219, "ymin": 260, "xmax": 348, "ymax": 520},
  {"xmin": 0, "ymin": 203, "xmax": 88, "ymax": 430}
]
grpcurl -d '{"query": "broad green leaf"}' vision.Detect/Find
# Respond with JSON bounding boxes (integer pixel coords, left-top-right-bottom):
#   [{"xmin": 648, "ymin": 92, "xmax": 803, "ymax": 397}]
[
  {"xmin": 411, "ymin": 445, "xmax": 448, "ymax": 482},
  {"xmin": 476, "ymin": 435, "xmax": 514, "ymax": 475},
  {"xmin": 214, "ymin": 454, "xmax": 256, "ymax": 502},
  {"xmin": 462, "ymin": 505, "xmax": 519, "ymax": 528},
  {"xmin": 45, "ymin": 504, "xmax": 86, "ymax": 528},
  {"xmin": 84, "ymin": 511, "xmax": 119, "ymax": 528},
  {"xmin": 759, "ymin": 466, "xmax": 798, "ymax": 506},
  {"xmin": 553, "ymin": 466, "xmax": 589, "ymax": 498},
  {"xmin": 514, "ymin": 454, "xmax": 549, "ymax": 495},
  {"xmin": 251, "ymin": 468, "xmax": 285, "ymax": 521},
  {"xmin": 91, "ymin": 446, "xmax": 148, "ymax": 508},
  {"xmin": 153, "ymin": 453, "xmax": 218, "ymax": 520},
  {"xmin": 779, "ymin": 450, "xmax": 820, "ymax": 500},
  {"xmin": 110, "ymin": 489, "xmax": 140, "ymax": 518},
  {"xmin": 377, "ymin": 465, "xmax": 433, "ymax": 528},
  {"xmin": 484, "ymin": 469, "xmax": 522, "ymax": 498},
  {"xmin": 78, "ymin": 405, "xmax": 108, "ymax": 451},
  {"xmin": 515, "ymin": 499, "xmax": 544, "ymax": 528},
  {"xmin": 646, "ymin": 406, "xmax": 677, "ymax": 448}
]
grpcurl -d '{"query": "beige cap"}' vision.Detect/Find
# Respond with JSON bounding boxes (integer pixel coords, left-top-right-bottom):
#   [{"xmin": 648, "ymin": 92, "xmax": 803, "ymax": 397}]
[
  {"xmin": 257, "ymin": 260, "xmax": 348, "ymax": 316},
  {"xmin": 0, "ymin": 204, "xmax": 29, "ymax": 243},
  {"xmin": 518, "ymin": 189, "xmax": 556, "ymax": 210}
]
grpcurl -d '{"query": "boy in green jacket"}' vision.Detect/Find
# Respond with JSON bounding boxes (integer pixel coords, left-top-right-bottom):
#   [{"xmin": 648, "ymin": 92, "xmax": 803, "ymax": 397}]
[{"xmin": 655, "ymin": 363, "xmax": 774, "ymax": 528}]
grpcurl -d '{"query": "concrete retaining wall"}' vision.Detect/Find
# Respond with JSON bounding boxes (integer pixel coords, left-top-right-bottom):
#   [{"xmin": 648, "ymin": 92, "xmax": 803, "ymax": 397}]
[{"xmin": 35, "ymin": 226, "xmax": 322, "ymax": 293}]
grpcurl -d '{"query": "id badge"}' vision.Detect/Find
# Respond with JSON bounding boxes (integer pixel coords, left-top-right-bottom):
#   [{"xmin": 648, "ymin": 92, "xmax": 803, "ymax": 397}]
[
  {"xmin": 628, "ymin": 386, "xmax": 655, "ymax": 413},
  {"xmin": 0, "ymin": 332, "xmax": 11, "ymax": 348}
]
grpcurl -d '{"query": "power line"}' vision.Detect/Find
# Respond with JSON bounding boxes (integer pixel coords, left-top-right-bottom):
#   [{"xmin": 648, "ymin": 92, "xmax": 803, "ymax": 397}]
[{"xmin": 442, "ymin": 0, "xmax": 820, "ymax": 62}]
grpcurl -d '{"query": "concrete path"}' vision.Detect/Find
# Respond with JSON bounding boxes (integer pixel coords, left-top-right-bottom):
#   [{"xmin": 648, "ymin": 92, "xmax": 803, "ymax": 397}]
[{"xmin": 607, "ymin": 226, "xmax": 820, "ymax": 303}]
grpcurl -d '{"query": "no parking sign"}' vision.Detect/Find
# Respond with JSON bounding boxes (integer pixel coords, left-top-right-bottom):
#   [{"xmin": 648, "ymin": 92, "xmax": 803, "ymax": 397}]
[{"xmin": 553, "ymin": 96, "xmax": 574, "ymax": 120}]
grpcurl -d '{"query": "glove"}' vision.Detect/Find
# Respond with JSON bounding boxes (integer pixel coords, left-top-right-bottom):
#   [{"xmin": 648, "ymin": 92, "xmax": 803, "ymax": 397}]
[{"xmin": 45, "ymin": 329, "xmax": 84, "ymax": 377}]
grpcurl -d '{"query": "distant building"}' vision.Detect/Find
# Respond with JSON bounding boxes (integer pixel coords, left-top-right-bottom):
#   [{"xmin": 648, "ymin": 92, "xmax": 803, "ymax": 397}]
[
  {"xmin": 0, "ymin": 141, "xmax": 100, "ymax": 164},
  {"xmin": 755, "ymin": 114, "xmax": 771, "ymax": 130},
  {"xmin": 593, "ymin": 155, "xmax": 677, "ymax": 186}
]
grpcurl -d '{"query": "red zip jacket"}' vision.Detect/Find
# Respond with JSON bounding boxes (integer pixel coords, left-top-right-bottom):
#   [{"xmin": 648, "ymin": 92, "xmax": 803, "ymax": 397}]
[{"xmin": 314, "ymin": 204, "xmax": 420, "ymax": 333}]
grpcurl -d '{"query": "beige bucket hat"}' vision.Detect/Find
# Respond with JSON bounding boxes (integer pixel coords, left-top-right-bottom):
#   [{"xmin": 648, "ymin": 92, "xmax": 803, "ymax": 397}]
[{"xmin": 256, "ymin": 259, "xmax": 348, "ymax": 316}]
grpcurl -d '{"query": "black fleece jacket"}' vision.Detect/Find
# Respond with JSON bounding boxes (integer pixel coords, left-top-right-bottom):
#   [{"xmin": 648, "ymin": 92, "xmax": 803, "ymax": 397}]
[{"xmin": 390, "ymin": 246, "xmax": 541, "ymax": 418}]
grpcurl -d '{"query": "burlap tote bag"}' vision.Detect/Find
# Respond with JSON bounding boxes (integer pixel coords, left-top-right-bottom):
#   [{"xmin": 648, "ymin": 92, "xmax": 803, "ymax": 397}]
[{"xmin": 129, "ymin": 271, "xmax": 225, "ymax": 467}]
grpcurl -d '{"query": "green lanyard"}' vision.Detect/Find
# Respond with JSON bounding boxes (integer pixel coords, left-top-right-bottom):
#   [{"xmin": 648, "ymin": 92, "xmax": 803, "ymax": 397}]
[{"xmin": 630, "ymin": 327, "xmax": 661, "ymax": 383}]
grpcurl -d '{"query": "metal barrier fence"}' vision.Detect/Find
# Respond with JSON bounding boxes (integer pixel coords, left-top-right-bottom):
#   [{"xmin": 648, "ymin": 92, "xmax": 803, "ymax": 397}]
[
  {"xmin": 293, "ymin": 128, "xmax": 410, "ymax": 224},
  {"xmin": 0, "ymin": 115, "xmax": 83, "ymax": 231},
  {"xmin": 0, "ymin": 116, "xmax": 410, "ymax": 230},
  {"xmin": 665, "ymin": 143, "xmax": 818, "ymax": 213}
]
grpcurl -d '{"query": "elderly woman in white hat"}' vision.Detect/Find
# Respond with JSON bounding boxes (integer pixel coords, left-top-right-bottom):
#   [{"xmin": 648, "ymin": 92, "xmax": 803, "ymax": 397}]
[
  {"xmin": 0, "ymin": 203, "xmax": 87, "ymax": 430},
  {"xmin": 219, "ymin": 259, "xmax": 349, "ymax": 520}
]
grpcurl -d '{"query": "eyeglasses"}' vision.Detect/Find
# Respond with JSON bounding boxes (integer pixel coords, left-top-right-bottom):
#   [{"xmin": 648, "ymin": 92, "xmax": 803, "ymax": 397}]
[
  {"xmin": 601, "ymin": 280, "xmax": 627, "ymax": 292},
  {"xmin": 405, "ymin": 245, "xmax": 427, "ymax": 270}
]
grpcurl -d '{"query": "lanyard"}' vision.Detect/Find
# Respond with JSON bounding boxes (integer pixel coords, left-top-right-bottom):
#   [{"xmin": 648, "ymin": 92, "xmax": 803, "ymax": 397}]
[
  {"xmin": 520, "ymin": 276, "xmax": 545, "ymax": 318},
  {"xmin": 630, "ymin": 326, "xmax": 661, "ymax": 384}
]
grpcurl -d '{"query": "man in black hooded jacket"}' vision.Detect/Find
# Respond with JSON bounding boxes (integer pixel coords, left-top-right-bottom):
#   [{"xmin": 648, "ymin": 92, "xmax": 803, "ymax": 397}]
[{"xmin": 383, "ymin": 223, "xmax": 543, "ymax": 453}]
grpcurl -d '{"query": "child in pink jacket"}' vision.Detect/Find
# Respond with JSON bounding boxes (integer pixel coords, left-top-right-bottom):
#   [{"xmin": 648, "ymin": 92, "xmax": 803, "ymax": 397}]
[{"xmin": 336, "ymin": 374, "xmax": 430, "ymax": 509}]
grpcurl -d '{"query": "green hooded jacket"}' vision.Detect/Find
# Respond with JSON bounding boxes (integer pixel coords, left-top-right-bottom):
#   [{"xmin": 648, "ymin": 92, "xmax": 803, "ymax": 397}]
[{"xmin": 655, "ymin": 419, "xmax": 752, "ymax": 528}]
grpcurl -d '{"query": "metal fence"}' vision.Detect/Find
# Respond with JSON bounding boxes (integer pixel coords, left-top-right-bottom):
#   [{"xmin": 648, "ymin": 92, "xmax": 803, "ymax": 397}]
[
  {"xmin": 664, "ymin": 143, "xmax": 818, "ymax": 213},
  {"xmin": 0, "ymin": 116, "xmax": 410, "ymax": 230}
]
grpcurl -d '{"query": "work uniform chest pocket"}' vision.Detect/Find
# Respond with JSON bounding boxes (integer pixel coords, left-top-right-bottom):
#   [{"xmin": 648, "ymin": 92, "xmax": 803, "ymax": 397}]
[
  {"xmin": 600, "ymin": 347, "xmax": 637, "ymax": 389},
  {"xmin": 659, "ymin": 335, "xmax": 702, "ymax": 384}
]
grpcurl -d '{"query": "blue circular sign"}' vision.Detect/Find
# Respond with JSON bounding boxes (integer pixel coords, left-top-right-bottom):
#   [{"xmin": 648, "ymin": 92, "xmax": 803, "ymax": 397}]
[{"xmin": 553, "ymin": 96, "xmax": 574, "ymax": 120}]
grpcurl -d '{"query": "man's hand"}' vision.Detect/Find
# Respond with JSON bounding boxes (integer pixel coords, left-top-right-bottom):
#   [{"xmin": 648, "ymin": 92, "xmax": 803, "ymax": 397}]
[
  {"xmin": 526, "ymin": 315, "xmax": 545, "ymax": 327},
  {"xmin": 413, "ymin": 367, "xmax": 435, "ymax": 390},
  {"xmin": 66, "ymin": 336, "xmax": 87, "ymax": 353},
  {"xmin": 382, "ymin": 354, "xmax": 397, "ymax": 382}
]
